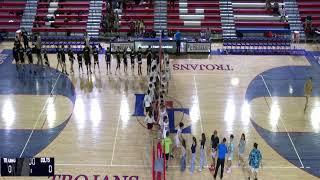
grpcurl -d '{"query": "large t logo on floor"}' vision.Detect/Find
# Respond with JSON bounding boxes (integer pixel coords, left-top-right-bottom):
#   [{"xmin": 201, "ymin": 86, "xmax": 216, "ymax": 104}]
[{"xmin": 132, "ymin": 94, "xmax": 191, "ymax": 133}]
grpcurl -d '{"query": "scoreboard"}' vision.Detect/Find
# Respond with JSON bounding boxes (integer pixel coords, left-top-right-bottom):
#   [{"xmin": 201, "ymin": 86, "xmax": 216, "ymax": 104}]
[{"xmin": 1, "ymin": 157, "xmax": 54, "ymax": 176}]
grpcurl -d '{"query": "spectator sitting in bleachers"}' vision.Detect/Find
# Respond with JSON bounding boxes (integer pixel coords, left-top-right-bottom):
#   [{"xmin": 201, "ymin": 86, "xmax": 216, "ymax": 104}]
[
  {"xmin": 304, "ymin": 16, "xmax": 312, "ymax": 32},
  {"xmin": 200, "ymin": 29, "xmax": 205, "ymax": 38},
  {"xmin": 169, "ymin": 0, "xmax": 175, "ymax": 8},
  {"xmin": 135, "ymin": 0, "xmax": 141, "ymax": 5},
  {"xmin": 265, "ymin": 0, "xmax": 272, "ymax": 10},
  {"xmin": 265, "ymin": 31, "xmax": 273, "ymax": 38},
  {"xmin": 304, "ymin": 16, "xmax": 315, "ymax": 38},
  {"xmin": 279, "ymin": 5, "xmax": 287, "ymax": 22},
  {"xmin": 129, "ymin": 20, "xmax": 136, "ymax": 36},
  {"xmin": 273, "ymin": 1, "xmax": 280, "ymax": 15},
  {"xmin": 124, "ymin": 0, "xmax": 129, "ymax": 10},
  {"xmin": 139, "ymin": 20, "xmax": 145, "ymax": 35},
  {"xmin": 135, "ymin": 20, "xmax": 139, "ymax": 35}
]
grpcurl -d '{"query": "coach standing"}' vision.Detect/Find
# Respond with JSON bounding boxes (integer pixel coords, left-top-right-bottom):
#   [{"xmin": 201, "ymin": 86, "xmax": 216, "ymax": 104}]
[{"xmin": 214, "ymin": 138, "xmax": 228, "ymax": 180}]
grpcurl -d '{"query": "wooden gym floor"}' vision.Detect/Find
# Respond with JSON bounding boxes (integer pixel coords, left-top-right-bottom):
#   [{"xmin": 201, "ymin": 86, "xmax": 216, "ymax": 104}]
[{"xmin": 0, "ymin": 41, "xmax": 319, "ymax": 180}]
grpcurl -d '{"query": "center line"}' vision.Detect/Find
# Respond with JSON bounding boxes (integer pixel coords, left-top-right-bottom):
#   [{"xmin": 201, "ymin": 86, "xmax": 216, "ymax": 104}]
[
  {"xmin": 19, "ymin": 72, "xmax": 62, "ymax": 158},
  {"xmin": 110, "ymin": 94, "xmax": 122, "ymax": 166}
]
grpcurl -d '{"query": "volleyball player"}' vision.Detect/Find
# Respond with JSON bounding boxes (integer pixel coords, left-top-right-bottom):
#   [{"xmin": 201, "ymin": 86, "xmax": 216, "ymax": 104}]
[
  {"xmin": 67, "ymin": 45, "xmax": 74, "ymax": 73},
  {"xmin": 77, "ymin": 52, "xmax": 83, "ymax": 74},
  {"xmin": 130, "ymin": 49, "xmax": 135, "ymax": 74},
  {"xmin": 123, "ymin": 49, "xmax": 128, "ymax": 73},
  {"xmin": 137, "ymin": 47, "xmax": 142, "ymax": 75},
  {"xmin": 26, "ymin": 47, "xmax": 33, "ymax": 65},
  {"xmin": 35, "ymin": 45, "xmax": 43, "ymax": 66},
  {"xmin": 210, "ymin": 130, "xmax": 219, "ymax": 172},
  {"xmin": 43, "ymin": 50, "xmax": 50, "ymax": 67},
  {"xmin": 60, "ymin": 45, "xmax": 68, "ymax": 75},
  {"xmin": 115, "ymin": 47, "xmax": 121, "ymax": 75},
  {"xmin": 144, "ymin": 90, "xmax": 152, "ymax": 114},
  {"xmin": 105, "ymin": 47, "xmax": 111, "ymax": 75},
  {"xmin": 56, "ymin": 46, "xmax": 62, "ymax": 71},
  {"xmin": 226, "ymin": 134, "xmax": 235, "ymax": 173},
  {"xmin": 92, "ymin": 46, "xmax": 100, "ymax": 72},
  {"xmin": 12, "ymin": 45, "xmax": 20, "ymax": 70},
  {"xmin": 304, "ymin": 77, "xmax": 313, "ymax": 112},
  {"xmin": 18, "ymin": 47, "xmax": 25, "ymax": 64},
  {"xmin": 199, "ymin": 133, "xmax": 206, "ymax": 172},
  {"xmin": 83, "ymin": 44, "xmax": 92, "ymax": 75},
  {"xmin": 146, "ymin": 46, "xmax": 152, "ymax": 74}
]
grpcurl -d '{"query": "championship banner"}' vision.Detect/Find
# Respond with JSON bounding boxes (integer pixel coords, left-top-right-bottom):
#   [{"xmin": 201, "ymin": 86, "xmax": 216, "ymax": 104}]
[
  {"xmin": 186, "ymin": 42, "xmax": 211, "ymax": 53},
  {"xmin": 110, "ymin": 42, "xmax": 134, "ymax": 52}
]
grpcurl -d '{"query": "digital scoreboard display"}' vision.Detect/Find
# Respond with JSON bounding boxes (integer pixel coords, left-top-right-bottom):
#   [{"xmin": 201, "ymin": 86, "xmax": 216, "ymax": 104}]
[{"xmin": 1, "ymin": 157, "xmax": 54, "ymax": 176}]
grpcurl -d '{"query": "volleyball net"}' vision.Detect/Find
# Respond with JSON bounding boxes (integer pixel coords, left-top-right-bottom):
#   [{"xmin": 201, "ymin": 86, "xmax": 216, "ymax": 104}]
[{"xmin": 151, "ymin": 32, "xmax": 166, "ymax": 180}]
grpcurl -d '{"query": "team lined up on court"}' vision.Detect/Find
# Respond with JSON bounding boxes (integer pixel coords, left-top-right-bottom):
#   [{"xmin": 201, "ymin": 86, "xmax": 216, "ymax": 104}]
[{"xmin": 12, "ymin": 35, "xmax": 165, "ymax": 77}]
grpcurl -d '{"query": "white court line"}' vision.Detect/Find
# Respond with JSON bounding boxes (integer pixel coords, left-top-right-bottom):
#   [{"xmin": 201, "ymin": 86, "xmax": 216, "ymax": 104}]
[
  {"xmin": 55, "ymin": 163, "xmax": 304, "ymax": 169},
  {"xmin": 19, "ymin": 72, "xmax": 62, "ymax": 158},
  {"xmin": 260, "ymin": 75, "xmax": 304, "ymax": 168},
  {"xmin": 193, "ymin": 75, "xmax": 204, "ymax": 133},
  {"xmin": 193, "ymin": 75, "xmax": 209, "ymax": 167},
  {"xmin": 110, "ymin": 98, "xmax": 122, "ymax": 166}
]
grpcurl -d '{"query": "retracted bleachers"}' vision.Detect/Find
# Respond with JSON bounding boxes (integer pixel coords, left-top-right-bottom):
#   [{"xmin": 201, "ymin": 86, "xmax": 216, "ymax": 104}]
[
  {"xmin": 33, "ymin": 1, "xmax": 89, "ymax": 33},
  {"xmin": 233, "ymin": 0, "xmax": 290, "ymax": 36},
  {"xmin": 167, "ymin": 0, "xmax": 222, "ymax": 34},
  {"xmin": 0, "ymin": 1, "xmax": 26, "ymax": 33}
]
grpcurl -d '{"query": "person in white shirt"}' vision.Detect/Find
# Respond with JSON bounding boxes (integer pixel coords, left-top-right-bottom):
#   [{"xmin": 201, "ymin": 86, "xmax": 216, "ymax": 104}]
[
  {"xmin": 148, "ymin": 82, "xmax": 155, "ymax": 101},
  {"xmin": 145, "ymin": 111, "xmax": 155, "ymax": 130},
  {"xmin": 163, "ymin": 116, "xmax": 169, "ymax": 138},
  {"xmin": 144, "ymin": 90, "xmax": 152, "ymax": 114},
  {"xmin": 175, "ymin": 122, "xmax": 184, "ymax": 148},
  {"xmin": 279, "ymin": 5, "xmax": 287, "ymax": 22},
  {"xmin": 165, "ymin": 60, "xmax": 171, "ymax": 80}
]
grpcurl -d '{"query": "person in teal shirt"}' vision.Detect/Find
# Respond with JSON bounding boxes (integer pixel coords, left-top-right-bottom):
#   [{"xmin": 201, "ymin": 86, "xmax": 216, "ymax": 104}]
[{"xmin": 248, "ymin": 143, "xmax": 262, "ymax": 180}]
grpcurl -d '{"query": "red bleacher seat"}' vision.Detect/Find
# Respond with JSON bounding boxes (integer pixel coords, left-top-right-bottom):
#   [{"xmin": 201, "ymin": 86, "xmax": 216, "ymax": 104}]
[
  {"xmin": 0, "ymin": 1, "xmax": 26, "ymax": 32},
  {"xmin": 33, "ymin": 27, "xmax": 86, "ymax": 33},
  {"xmin": 33, "ymin": 1, "xmax": 89, "ymax": 33}
]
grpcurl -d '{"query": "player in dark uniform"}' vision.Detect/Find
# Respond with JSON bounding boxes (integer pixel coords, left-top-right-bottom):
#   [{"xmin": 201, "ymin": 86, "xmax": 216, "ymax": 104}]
[
  {"xmin": 130, "ymin": 49, "xmax": 135, "ymax": 74},
  {"xmin": 92, "ymin": 46, "xmax": 100, "ymax": 72},
  {"xmin": 77, "ymin": 52, "xmax": 83, "ymax": 74},
  {"xmin": 43, "ymin": 50, "xmax": 50, "ymax": 67},
  {"xmin": 83, "ymin": 45, "xmax": 92, "ymax": 75},
  {"xmin": 26, "ymin": 47, "xmax": 33, "ymax": 64},
  {"xmin": 56, "ymin": 46, "xmax": 62, "ymax": 71},
  {"xmin": 13, "ymin": 46, "xmax": 20, "ymax": 70},
  {"xmin": 115, "ymin": 47, "xmax": 121, "ymax": 75},
  {"xmin": 137, "ymin": 47, "xmax": 142, "ymax": 76},
  {"xmin": 35, "ymin": 45, "xmax": 43, "ymax": 66},
  {"xmin": 146, "ymin": 45, "xmax": 152, "ymax": 74},
  {"xmin": 18, "ymin": 47, "xmax": 25, "ymax": 64},
  {"xmin": 105, "ymin": 47, "xmax": 111, "ymax": 75},
  {"xmin": 67, "ymin": 45, "xmax": 74, "ymax": 73},
  {"xmin": 60, "ymin": 45, "xmax": 68, "ymax": 75},
  {"xmin": 123, "ymin": 49, "xmax": 128, "ymax": 73}
]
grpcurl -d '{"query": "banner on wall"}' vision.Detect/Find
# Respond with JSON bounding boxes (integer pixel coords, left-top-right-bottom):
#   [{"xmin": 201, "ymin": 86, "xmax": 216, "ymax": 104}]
[
  {"xmin": 134, "ymin": 41, "xmax": 178, "ymax": 54},
  {"xmin": 110, "ymin": 42, "xmax": 135, "ymax": 52},
  {"xmin": 186, "ymin": 42, "xmax": 211, "ymax": 53}
]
